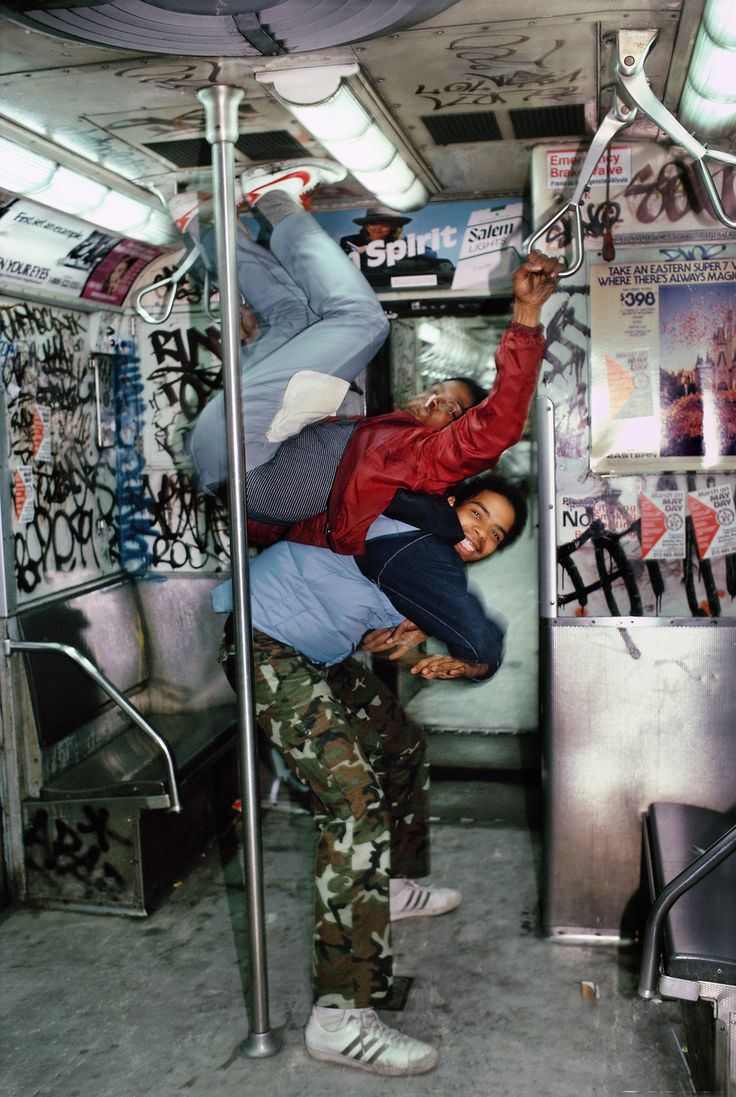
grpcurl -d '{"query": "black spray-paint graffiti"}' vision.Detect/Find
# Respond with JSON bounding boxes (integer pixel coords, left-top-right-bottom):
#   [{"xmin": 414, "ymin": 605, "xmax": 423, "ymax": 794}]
[
  {"xmin": 1, "ymin": 303, "xmax": 118, "ymax": 595},
  {"xmin": 547, "ymin": 159, "xmax": 736, "ymax": 248},
  {"xmin": 147, "ymin": 322, "xmax": 222, "ymax": 462},
  {"xmin": 118, "ymin": 319, "xmax": 230, "ymax": 571},
  {"xmin": 416, "ymin": 34, "xmax": 582, "ymax": 109},
  {"xmin": 143, "ymin": 471, "xmax": 229, "ymax": 570},
  {"xmin": 557, "ymin": 484, "xmax": 736, "ymax": 619},
  {"xmin": 542, "ymin": 289, "xmax": 591, "ymax": 463},
  {"xmin": 113, "ymin": 60, "xmax": 223, "ymax": 92},
  {"xmin": 24, "ymin": 805, "xmax": 127, "ymax": 901}
]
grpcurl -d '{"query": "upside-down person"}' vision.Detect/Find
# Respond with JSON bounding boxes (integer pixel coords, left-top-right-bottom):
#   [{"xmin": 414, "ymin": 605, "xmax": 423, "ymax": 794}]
[{"xmin": 171, "ymin": 159, "xmax": 561, "ymax": 549}]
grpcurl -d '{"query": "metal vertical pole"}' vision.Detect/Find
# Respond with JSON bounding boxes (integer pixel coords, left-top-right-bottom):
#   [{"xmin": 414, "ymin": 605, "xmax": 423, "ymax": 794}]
[
  {"xmin": 536, "ymin": 395, "xmax": 558, "ymax": 620},
  {"xmin": 197, "ymin": 84, "xmax": 280, "ymax": 1059}
]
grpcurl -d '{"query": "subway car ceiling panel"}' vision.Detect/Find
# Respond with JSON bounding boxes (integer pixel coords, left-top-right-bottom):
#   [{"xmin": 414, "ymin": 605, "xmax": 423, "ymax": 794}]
[{"xmin": 0, "ymin": 1, "xmax": 696, "ymax": 208}]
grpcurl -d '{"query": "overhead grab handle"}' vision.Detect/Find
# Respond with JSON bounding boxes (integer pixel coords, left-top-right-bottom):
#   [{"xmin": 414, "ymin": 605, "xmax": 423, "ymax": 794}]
[
  {"xmin": 527, "ymin": 28, "xmax": 736, "ymax": 273},
  {"xmin": 616, "ymin": 30, "xmax": 736, "ymax": 230},
  {"xmin": 526, "ymin": 97, "xmax": 635, "ymax": 277},
  {"xmin": 134, "ymin": 245, "xmax": 202, "ymax": 324}
]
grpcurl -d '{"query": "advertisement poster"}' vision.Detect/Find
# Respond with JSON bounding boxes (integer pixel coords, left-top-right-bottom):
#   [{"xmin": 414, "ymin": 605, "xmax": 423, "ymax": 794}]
[
  {"xmin": 12, "ymin": 466, "xmax": 34, "ymax": 523},
  {"xmin": 590, "ymin": 256, "xmax": 736, "ymax": 471},
  {"xmin": 0, "ymin": 191, "xmax": 159, "ymax": 305},
  {"xmin": 313, "ymin": 199, "xmax": 525, "ymax": 294},
  {"xmin": 688, "ymin": 485, "xmax": 736, "ymax": 559},
  {"xmin": 32, "ymin": 404, "xmax": 51, "ymax": 462},
  {"xmin": 639, "ymin": 490, "xmax": 686, "ymax": 560},
  {"xmin": 557, "ymin": 492, "xmax": 639, "ymax": 545}
]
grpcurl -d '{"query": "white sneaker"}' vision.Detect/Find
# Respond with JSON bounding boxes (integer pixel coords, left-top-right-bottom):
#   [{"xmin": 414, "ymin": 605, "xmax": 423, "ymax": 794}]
[
  {"xmin": 167, "ymin": 190, "xmax": 213, "ymax": 233},
  {"xmin": 390, "ymin": 877, "xmax": 462, "ymax": 921},
  {"xmin": 305, "ymin": 1007, "xmax": 438, "ymax": 1075},
  {"xmin": 237, "ymin": 158, "xmax": 347, "ymax": 207}
]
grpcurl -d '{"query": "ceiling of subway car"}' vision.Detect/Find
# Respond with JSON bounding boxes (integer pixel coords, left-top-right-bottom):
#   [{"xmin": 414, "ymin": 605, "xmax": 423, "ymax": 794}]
[
  {"xmin": 0, "ymin": 1, "xmax": 464, "ymax": 54},
  {"xmin": 0, "ymin": 1, "xmax": 702, "ymax": 207}
]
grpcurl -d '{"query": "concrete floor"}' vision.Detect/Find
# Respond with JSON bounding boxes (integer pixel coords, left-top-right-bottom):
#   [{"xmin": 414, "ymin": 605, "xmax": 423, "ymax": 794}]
[{"xmin": 1, "ymin": 787, "xmax": 693, "ymax": 1097}]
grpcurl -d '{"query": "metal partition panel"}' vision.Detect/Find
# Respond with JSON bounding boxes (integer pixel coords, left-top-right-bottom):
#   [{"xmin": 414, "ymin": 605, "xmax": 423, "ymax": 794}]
[{"xmin": 542, "ymin": 618, "xmax": 736, "ymax": 941}]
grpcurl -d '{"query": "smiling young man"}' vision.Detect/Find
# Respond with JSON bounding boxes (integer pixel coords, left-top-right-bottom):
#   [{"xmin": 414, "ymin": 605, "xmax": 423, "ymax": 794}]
[{"xmin": 216, "ymin": 470, "xmax": 525, "ymax": 1075}]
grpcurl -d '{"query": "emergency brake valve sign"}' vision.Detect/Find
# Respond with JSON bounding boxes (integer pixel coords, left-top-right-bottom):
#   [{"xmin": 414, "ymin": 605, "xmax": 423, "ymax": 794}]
[{"xmin": 546, "ymin": 146, "xmax": 632, "ymax": 189}]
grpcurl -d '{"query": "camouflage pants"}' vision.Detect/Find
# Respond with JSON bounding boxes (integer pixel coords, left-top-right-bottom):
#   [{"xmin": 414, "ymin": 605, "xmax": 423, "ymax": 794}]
[{"xmin": 223, "ymin": 624, "xmax": 429, "ymax": 1008}]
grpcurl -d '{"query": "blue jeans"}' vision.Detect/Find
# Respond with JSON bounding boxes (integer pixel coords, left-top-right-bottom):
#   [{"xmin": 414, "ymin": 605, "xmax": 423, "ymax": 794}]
[{"xmin": 189, "ymin": 211, "xmax": 389, "ymax": 489}]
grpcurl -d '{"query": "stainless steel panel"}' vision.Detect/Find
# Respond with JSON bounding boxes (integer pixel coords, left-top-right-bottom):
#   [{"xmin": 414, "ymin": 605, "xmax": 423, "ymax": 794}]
[
  {"xmin": 543, "ymin": 620, "xmax": 736, "ymax": 940},
  {"xmin": 22, "ymin": 798, "xmax": 144, "ymax": 915}
]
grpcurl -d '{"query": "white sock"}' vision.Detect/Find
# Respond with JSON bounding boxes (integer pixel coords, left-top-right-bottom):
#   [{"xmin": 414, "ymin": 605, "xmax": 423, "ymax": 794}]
[
  {"xmin": 313, "ymin": 1005, "xmax": 369, "ymax": 1029},
  {"xmin": 389, "ymin": 877, "xmax": 410, "ymax": 896},
  {"xmin": 254, "ymin": 189, "xmax": 302, "ymax": 226}
]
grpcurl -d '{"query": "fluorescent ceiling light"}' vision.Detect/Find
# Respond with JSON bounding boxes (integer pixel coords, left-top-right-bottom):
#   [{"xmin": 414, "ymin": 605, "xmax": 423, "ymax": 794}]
[
  {"xmin": 680, "ymin": 0, "xmax": 736, "ymax": 137},
  {"xmin": 33, "ymin": 167, "xmax": 109, "ymax": 216},
  {"xmin": 257, "ymin": 65, "xmax": 430, "ymax": 213},
  {"xmin": 0, "ymin": 136, "xmax": 55, "ymax": 193},
  {"xmin": 0, "ymin": 130, "xmax": 174, "ymax": 245}
]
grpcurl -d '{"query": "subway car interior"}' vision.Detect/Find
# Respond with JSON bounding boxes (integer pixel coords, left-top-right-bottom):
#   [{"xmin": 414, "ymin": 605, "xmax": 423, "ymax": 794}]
[{"xmin": 1, "ymin": 0, "xmax": 736, "ymax": 1093}]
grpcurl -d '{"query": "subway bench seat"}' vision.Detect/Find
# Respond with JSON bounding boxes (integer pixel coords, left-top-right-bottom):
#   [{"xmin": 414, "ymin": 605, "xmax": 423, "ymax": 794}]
[
  {"xmin": 641, "ymin": 802, "xmax": 736, "ymax": 1096},
  {"xmin": 11, "ymin": 575, "xmax": 238, "ymax": 916}
]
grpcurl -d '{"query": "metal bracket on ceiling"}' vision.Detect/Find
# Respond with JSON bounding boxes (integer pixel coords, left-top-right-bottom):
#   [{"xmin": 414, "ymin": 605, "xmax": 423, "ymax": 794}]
[
  {"xmin": 234, "ymin": 13, "xmax": 287, "ymax": 56},
  {"xmin": 528, "ymin": 28, "xmax": 736, "ymax": 276}
]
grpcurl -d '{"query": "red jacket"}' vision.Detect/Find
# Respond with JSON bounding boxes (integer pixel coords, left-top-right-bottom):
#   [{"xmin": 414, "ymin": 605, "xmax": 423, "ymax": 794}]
[{"xmin": 249, "ymin": 320, "xmax": 546, "ymax": 555}]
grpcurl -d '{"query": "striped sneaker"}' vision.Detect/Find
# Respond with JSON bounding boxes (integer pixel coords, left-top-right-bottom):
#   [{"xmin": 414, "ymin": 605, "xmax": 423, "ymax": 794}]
[
  {"xmin": 305, "ymin": 1007, "xmax": 438, "ymax": 1075},
  {"xmin": 237, "ymin": 158, "xmax": 346, "ymax": 207},
  {"xmin": 389, "ymin": 877, "xmax": 462, "ymax": 921}
]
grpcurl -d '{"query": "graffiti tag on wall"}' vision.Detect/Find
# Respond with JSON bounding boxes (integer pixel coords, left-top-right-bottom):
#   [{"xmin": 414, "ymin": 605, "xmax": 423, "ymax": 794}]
[
  {"xmin": 0, "ymin": 299, "xmax": 118, "ymax": 598},
  {"xmin": 24, "ymin": 804, "xmax": 129, "ymax": 904}
]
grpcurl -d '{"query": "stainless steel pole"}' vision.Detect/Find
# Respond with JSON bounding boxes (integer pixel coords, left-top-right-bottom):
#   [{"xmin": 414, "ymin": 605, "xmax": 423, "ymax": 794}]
[
  {"xmin": 197, "ymin": 84, "xmax": 280, "ymax": 1059},
  {"xmin": 536, "ymin": 395, "xmax": 558, "ymax": 620}
]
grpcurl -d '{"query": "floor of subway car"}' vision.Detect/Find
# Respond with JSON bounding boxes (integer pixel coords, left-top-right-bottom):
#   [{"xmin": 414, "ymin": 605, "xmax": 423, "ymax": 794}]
[{"xmin": 2, "ymin": 782, "xmax": 693, "ymax": 1097}]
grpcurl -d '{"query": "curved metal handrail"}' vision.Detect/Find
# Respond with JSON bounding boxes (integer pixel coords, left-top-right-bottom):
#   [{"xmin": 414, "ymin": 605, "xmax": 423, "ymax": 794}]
[
  {"xmin": 526, "ymin": 98, "xmax": 635, "ymax": 277},
  {"xmin": 639, "ymin": 819, "xmax": 736, "ymax": 999},
  {"xmin": 134, "ymin": 245, "xmax": 202, "ymax": 325},
  {"xmin": 3, "ymin": 637, "xmax": 182, "ymax": 813},
  {"xmin": 528, "ymin": 28, "xmax": 736, "ymax": 272}
]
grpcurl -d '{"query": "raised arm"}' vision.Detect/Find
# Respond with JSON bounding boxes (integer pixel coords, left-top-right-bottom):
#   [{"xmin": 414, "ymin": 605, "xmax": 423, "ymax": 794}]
[{"xmin": 397, "ymin": 249, "xmax": 563, "ymax": 487}]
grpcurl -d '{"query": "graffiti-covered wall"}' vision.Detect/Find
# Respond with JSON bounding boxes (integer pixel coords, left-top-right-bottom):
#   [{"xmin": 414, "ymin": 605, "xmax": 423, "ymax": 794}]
[
  {"xmin": 0, "ymin": 257, "xmax": 232, "ymax": 606},
  {"xmin": 131, "ymin": 254, "xmax": 230, "ymax": 575},
  {"xmin": 533, "ymin": 141, "xmax": 736, "ymax": 618},
  {"xmin": 0, "ymin": 298, "xmax": 119, "ymax": 602}
]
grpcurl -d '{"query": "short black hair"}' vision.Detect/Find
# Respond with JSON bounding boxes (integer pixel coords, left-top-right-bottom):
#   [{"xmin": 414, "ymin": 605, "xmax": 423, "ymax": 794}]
[
  {"xmin": 447, "ymin": 472, "xmax": 528, "ymax": 551},
  {"xmin": 445, "ymin": 375, "xmax": 488, "ymax": 408}
]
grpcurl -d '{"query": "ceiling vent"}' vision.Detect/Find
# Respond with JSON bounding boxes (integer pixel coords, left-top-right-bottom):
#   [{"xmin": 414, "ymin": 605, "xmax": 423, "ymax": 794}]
[
  {"xmin": 0, "ymin": 0, "xmax": 463, "ymax": 55},
  {"xmin": 421, "ymin": 112, "xmax": 503, "ymax": 146},
  {"xmin": 509, "ymin": 104, "xmax": 588, "ymax": 140},
  {"xmin": 144, "ymin": 129, "xmax": 306, "ymax": 168}
]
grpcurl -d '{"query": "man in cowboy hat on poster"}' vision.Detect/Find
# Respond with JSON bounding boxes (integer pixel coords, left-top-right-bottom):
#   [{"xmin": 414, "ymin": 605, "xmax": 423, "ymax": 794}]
[{"xmin": 340, "ymin": 206, "xmax": 455, "ymax": 287}]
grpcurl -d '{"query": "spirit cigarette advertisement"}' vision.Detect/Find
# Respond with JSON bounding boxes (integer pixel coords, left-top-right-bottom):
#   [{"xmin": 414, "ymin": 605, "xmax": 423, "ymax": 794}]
[
  {"xmin": 590, "ymin": 257, "xmax": 736, "ymax": 472},
  {"xmin": 313, "ymin": 199, "xmax": 525, "ymax": 295}
]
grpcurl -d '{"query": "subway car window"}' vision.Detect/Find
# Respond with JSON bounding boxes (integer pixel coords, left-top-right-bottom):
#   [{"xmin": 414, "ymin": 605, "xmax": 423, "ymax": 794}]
[{"xmin": 1, "ymin": 1, "xmax": 735, "ymax": 1093}]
